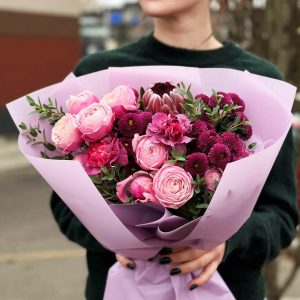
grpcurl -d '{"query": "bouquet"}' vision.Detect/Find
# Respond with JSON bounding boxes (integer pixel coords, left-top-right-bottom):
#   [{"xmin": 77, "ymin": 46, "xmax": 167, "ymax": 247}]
[{"xmin": 7, "ymin": 66, "xmax": 295, "ymax": 300}]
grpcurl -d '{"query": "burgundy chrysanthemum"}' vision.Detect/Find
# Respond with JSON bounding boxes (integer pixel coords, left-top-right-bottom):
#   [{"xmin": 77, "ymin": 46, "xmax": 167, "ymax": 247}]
[
  {"xmin": 208, "ymin": 92, "xmax": 233, "ymax": 108},
  {"xmin": 191, "ymin": 120, "xmax": 209, "ymax": 137},
  {"xmin": 232, "ymin": 148, "xmax": 250, "ymax": 162},
  {"xmin": 208, "ymin": 143, "xmax": 231, "ymax": 170},
  {"xmin": 227, "ymin": 93, "xmax": 245, "ymax": 112},
  {"xmin": 195, "ymin": 93, "xmax": 210, "ymax": 106},
  {"xmin": 221, "ymin": 132, "xmax": 243, "ymax": 157},
  {"xmin": 118, "ymin": 113, "xmax": 144, "ymax": 137},
  {"xmin": 197, "ymin": 130, "xmax": 222, "ymax": 153},
  {"xmin": 185, "ymin": 152, "xmax": 209, "ymax": 176},
  {"xmin": 235, "ymin": 112, "xmax": 253, "ymax": 140},
  {"xmin": 120, "ymin": 137, "xmax": 134, "ymax": 156},
  {"xmin": 139, "ymin": 111, "xmax": 153, "ymax": 131}
]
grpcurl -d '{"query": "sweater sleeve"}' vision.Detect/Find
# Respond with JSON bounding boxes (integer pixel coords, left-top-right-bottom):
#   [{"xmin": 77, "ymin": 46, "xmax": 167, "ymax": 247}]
[{"xmin": 223, "ymin": 128, "xmax": 298, "ymax": 266}]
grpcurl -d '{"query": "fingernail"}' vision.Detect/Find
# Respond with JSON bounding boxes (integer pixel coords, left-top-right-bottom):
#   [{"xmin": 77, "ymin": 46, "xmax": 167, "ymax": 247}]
[
  {"xmin": 127, "ymin": 263, "xmax": 135, "ymax": 270},
  {"xmin": 170, "ymin": 268, "xmax": 181, "ymax": 276},
  {"xmin": 159, "ymin": 257, "xmax": 171, "ymax": 264},
  {"xmin": 189, "ymin": 284, "xmax": 198, "ymax": 291},
  {"xmin": 159, "ymin": 247, "xmax": 172, "ymax": 255}
]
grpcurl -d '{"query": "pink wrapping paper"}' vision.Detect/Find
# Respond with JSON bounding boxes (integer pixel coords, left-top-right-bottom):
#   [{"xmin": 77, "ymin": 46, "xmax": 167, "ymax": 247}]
[{"xmin": 6, "ymin": 67, "xmax": 296, "ymax": 300}]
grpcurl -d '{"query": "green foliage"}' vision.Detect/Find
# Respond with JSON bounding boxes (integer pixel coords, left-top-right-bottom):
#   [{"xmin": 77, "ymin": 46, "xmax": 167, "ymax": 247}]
[{"xmin": 26, "ymin": 95, "xmax": 65, "ymax": 125}]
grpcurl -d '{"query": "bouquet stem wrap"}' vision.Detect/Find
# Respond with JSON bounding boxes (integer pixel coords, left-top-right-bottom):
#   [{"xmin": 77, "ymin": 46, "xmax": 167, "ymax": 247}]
[{"xmin": 7, "ymin": 67, "xmax": 296, "ymax": 300}]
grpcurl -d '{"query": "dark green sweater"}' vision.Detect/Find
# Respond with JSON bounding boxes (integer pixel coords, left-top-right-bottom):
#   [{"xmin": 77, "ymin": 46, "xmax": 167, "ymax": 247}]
[{"xmin": 50, "ymin": 34, "xmax": 298, "ymax": 300}]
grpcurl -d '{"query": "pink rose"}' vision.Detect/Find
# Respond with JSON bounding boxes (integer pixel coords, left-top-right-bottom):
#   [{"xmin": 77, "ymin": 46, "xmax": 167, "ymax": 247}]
[
  {"xmin": 66, "ymin": 90, "xmax": 99, "ymax": 115},
  {"xmin": 77, "ymin": 103, "xmax": 115, "ymax": 142},
  {"xmin": 116, "ymin": 171, "xmax": 157, "ymax": 203},
  {"xmin": 153, "ymin": 164, "xmax": 194, "ymax": 209},
  {"xmin": 51, "ymin": 113, "xmax": 83, "ymax": 154},
  {"xmin": 101, "ymin": 85, "xmax": 139, "ymax": 118},
  {"xmin": 75, "ymin": 136, "xmax": 128, "ymax": 175},
  {"xmin": 146, "ymin": 113, "xmax": 193, "ymax": 147},
  {"xmin": 132, "ymin": 134, "xmax": 168, "ymax": 171},
  {"xmin": 204, "ymin": 168, "xmax": 222, "ymax": 191}
]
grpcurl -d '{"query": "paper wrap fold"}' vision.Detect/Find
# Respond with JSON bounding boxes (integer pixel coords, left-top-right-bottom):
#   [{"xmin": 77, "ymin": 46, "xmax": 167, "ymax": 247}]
[{"xmin": 7, "ymin": 67, "xmax": 296, "ymax": 300}]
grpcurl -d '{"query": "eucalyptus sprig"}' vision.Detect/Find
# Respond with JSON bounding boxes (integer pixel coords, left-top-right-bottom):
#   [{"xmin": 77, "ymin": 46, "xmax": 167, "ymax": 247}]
[
  {"xmin": 176, "ymin": 82, "xmax": 204, "ymax": 121},
  {"xmin": 26, "ymin": 95, "xmax": 65, "ymax": 125},
  {"xmin": 18, "ymin": 122, "xmax": 57, "ymax": 158}
]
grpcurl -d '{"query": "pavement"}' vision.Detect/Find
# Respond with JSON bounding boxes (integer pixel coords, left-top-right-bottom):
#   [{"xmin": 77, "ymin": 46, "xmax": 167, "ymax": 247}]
[{"xmin": 0, "ymin": 135, "xmax": 299, "ymax": 300}]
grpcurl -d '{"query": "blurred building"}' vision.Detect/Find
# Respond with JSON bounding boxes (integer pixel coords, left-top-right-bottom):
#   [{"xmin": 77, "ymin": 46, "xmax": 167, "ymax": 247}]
[{"xmin": 0, "ymin": 0, "xmax": 83, "ymax": 133}]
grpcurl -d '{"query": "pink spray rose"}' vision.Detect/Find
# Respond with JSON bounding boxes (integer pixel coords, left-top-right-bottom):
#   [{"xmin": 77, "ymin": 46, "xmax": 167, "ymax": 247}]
[
  {"xmin": 152, "ymin": 164, "xmax": 194, "ymax": 209},
  {"xmin": 51, "ymin": 113, "xmax": 83, "ymax": 154},
  {"xmin": 146, "ymin": 113, "xmax": 193, "ymax": 147},
  {"xmin": 204, "ymin": 168, "xmax": 222, "ymax": 191},
  {"xmin": 75, "ymin": 136, "xmax": 128, "ymax": 175},
  {"xmin": 66, "ymin": 90, "xmax": 99, "ymax": 115},
  {"xmin": 77, "ymin": 103, "xmax": 115, "ymax": 142},
  {"xmin": 101, "ymin": 85, "xmax": 139, "ymax": 118},
  {"xmin": 132, "ymin": 134, "xmax": 168, "ymax": 171},
  {"xmin": 116, "ymin": 171, "xmax": 157, "ymax": 203}
]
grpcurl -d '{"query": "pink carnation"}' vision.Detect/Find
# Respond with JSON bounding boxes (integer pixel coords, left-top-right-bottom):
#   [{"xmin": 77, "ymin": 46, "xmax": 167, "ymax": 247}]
[
  {"xmin": 75, "ymin": 136, "xmax": 128, "ymax": 175},
  {"xmin": 146, "ymin": 113, "xmax": 193, "ymax": 147}
]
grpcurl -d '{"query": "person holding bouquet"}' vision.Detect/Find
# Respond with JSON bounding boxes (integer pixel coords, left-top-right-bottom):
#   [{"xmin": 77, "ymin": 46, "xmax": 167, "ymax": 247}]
[{"xmin": 50, "ymin": 0, "xmax": 298, "ymax": 299}]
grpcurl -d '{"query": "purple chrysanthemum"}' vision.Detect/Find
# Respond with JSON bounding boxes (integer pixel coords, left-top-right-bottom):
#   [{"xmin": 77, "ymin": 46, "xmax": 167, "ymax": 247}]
[
  {"xmin": 197, "ymin": 130, "xmax": 222, "ymax": 153},
  {"xmin": 227, "ymin": 93, "xmax": 245, "ymax": 112},
  {"xmin": 191, "ymin": 120, "xmax": 209, "ymax": 137},
  {"xmin": 139, "ymin": 111, "xmax": 153, "ymax": 131},
  {"xmin": 195, "ymin": 93, "xmax": 210, "ymax": 106},
  {"xmin": 118, "ymin": 113, "xmax": 144, "ymax": 137},
  {"xmin": 209, "ymin": 143, "xmax": 231, "ymax": 170},
  {"xmin": 235, "ymin": 112, "xmax": 253, "ymax": 140},
  {"xmin": 185, "ymin": 152, "xmax": 209, "ymax": 176},
  {"xmin": 208, "ymin": 92, "xmax": 233, "ymax": 108},
  {"xmin": 221, "ymin": 132, "xmax": 243, "ymax": 156}
]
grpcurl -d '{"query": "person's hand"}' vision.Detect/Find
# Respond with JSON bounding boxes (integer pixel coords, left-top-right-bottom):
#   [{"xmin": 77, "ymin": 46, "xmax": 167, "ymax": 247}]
[
  {"xmin": 116, "ymin": 242, "xmax": 226, "ymax": 291},
  {"xmin": 116, "ymin": 253, "xmax": 136, "ymax": 270},
  {"xmin": 159, "ymin": 243, "xmax": 226, "ymax": 290}
]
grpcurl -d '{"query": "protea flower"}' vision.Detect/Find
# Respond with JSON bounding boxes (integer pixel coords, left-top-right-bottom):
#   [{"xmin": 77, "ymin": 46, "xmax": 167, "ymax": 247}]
[{"xmin": 142, "ymin": 82, "xmax": 184, "ymax": 114}]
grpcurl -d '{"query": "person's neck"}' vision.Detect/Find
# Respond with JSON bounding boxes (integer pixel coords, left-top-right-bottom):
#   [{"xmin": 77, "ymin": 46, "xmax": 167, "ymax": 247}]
[{"xmin": 153, "ymin": 4, "xmax": 222, "ymax": 51}]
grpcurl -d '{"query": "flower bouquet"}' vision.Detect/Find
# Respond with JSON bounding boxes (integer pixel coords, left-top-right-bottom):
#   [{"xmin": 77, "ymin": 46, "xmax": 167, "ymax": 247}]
[{"xmin": 7, "ymin": 66, "xmax": 295, "ymax": 300}]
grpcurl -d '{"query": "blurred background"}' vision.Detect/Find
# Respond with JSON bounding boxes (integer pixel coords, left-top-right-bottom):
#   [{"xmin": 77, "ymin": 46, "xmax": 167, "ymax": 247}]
[{"xmin": 0, "ymin": 0, "xmax": 299, "ymax": 299}]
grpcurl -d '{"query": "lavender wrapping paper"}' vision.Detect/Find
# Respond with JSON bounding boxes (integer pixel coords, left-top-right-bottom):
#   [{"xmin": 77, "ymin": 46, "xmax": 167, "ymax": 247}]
[{"xmin": 6, "ymin": 67, "xmax": 296, "ymax": 300}]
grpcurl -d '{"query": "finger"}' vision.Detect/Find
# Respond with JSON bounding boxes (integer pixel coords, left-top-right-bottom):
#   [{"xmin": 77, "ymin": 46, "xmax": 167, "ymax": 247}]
[
  {"xmin": 189, "ymin": 260, "xmax": 219, "ymax": 290},
  {"xmin": 115, "ymin": 254, "xmax": 135, "ymax": 270},
  {"xmin": 160, "ymin": 248, "xmax": 207, "ymax": 265},
  {"xmin": 170, "ymin": 251, "xmax": 216, "ymax": 275}
]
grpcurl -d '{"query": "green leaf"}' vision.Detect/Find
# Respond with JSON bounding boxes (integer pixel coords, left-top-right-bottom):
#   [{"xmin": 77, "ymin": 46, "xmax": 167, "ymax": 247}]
[
  {"xmin": 248, "ymin": 142, "xmax": 257, "ymax": 150},
  {"xmin": 44, "ymin": 143, "xmax": 56, "ymax": 151},
  {"xmin": 19, "ymin": 122, "xmax": 27, "ymax": 130},
  {"xmin": 195, "ymin": 203, "xmax": 208, "ymax": 209}
]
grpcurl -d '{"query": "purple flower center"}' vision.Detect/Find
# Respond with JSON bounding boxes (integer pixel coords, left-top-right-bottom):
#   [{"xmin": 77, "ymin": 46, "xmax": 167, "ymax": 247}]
[{"xmin": 151, "ymin": 82, "xmax": 175, "ymax": 97}]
